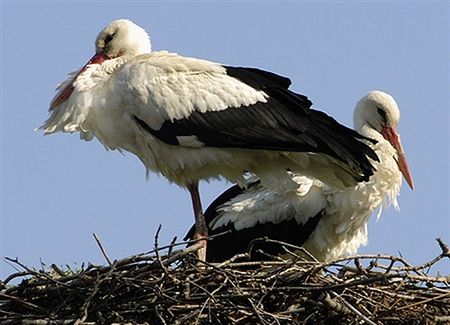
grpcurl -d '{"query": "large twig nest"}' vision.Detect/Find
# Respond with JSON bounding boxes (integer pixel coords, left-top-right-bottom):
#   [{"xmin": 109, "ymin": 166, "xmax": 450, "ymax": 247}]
[{"xmin": 1, "ymin": 237, "xmax": 449, "ymax": 324}]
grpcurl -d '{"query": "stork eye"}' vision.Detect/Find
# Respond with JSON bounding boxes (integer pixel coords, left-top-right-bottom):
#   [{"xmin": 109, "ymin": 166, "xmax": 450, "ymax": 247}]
[
  {"xmin": 104, "ymin": 33, "xmax": 115, "ymax": 46},
  {"xmin": 377, "ymin": 106, "xmax": 387, "ymax": 124}
]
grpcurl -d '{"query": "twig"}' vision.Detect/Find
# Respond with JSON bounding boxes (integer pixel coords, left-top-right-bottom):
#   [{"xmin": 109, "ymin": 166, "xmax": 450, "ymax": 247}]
[
  {"xmin": 215, "ymin": 253, "xmax": 249, "ymax": 268},
  {"xmin": 167, "ymin": 236, "xmax": 178, "ymax": 256},
  {"xmin": 395, "ymin": 290, "xmax": 450, "ymax": 311},
  {"xmin": 155, "ymin": 304, "xmax": 168, "ymax": 325},
  {"xmin": 3, "ymin": 270, "xmax": 33, "ymax": 285},
  {"xmin": 330, "ymin": 291, "xmax": 379, "ymax": 325},
  {"xmin": 437, "ymin": 237, "xmax": 450, "ymax": 257},
  {"xmin": 92, "ymin": 233, "xmax": 113, "ymax": 266},
  {"xmin": 153, "ymin": 225, "xmax": 168, "ymax": 275},
  {"xmin": 0, "ymin": 293, "xmax": 49, "ymax": 315},
  {"xmin": 248, "ymin": 238, "xmax": 319, "ymax": 262},
  {"xmin": 160, "ymin": 243, "xmax": 203, "ymax": 267}
]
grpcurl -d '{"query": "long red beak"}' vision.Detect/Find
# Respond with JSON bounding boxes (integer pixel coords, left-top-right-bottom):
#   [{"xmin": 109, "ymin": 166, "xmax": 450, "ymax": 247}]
[
  {"xmin": 381, "ymin": 126, "xmax": 414, "ymax": 190},
  {"xmin": 50, "ymin": 53, "xmax": 108, "ymax": 110}
]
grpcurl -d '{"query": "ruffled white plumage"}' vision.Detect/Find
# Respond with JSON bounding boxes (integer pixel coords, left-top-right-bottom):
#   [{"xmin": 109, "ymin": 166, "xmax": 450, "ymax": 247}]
[{"xmin": 205, "ymin": 91, "xmax": 409, "ymax": 262}]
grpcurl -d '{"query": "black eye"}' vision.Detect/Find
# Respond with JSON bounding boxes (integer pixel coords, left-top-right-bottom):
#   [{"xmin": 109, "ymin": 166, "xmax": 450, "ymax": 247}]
[
  {"xmin": 104, "ymin": 33, "xmax": 115, "ymax": 46},
  {"xmin": 377, "ymin": 106, "xmax": 387, "ymax": 124}
]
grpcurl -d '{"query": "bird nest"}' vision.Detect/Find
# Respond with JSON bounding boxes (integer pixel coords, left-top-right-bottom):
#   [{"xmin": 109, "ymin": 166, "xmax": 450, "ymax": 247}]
[{"xmin": 1, "ymin": 233, "xmax": 449, "ymax": 325}]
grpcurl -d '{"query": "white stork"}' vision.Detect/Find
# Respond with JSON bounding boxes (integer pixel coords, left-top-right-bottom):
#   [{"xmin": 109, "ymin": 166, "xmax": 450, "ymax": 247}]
[
  {"xmin": 40, "ymin": 19, "xmax": 379, "ymax": 260},
  {"xmin": 185, "ymin": 91, "xmax": 414, "ymax": 262}
]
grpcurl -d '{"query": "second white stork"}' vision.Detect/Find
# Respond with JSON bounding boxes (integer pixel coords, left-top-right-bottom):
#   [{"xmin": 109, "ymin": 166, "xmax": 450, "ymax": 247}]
[
  {"xmin": 40, "ymin": 19, "xmax": 379, "ymax": 260},
  {"xmin": 185, "ymin": 91, "xmax": 414, "ymax": 262}
]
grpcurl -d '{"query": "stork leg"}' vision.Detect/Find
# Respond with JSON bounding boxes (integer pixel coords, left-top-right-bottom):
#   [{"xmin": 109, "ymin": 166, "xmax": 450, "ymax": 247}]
[{"xmin": 187, "ymin": 181, "xmax": 208, "ymax": 261}]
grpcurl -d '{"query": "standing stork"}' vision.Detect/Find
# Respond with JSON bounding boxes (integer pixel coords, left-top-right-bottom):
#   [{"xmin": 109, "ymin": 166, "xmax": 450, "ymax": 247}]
[
  {"xmin": 40, "ymin": 19, "xmax": 379, "ymax": 260},
  {"xmin": 185, "ymin": 91, "xmax": 414, "ymax": 262}
]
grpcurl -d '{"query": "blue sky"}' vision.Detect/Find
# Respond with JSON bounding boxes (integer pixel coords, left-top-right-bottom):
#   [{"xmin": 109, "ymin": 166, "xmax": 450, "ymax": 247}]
[{"xmin": 1, "ymin": 2, "xmax": 449, "ymax": 279}]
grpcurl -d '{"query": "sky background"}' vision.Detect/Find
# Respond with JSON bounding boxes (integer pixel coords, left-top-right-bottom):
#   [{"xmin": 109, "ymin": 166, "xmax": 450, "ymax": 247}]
[{"xmin": 1, "ymin": 1, "xmax": 449, "ymax": 279}]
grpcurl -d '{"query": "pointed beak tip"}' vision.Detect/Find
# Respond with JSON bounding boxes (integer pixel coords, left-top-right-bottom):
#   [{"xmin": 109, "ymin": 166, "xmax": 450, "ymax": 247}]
[
  {"xmin": 400, "ymin": 161, "xmax": 414, "ymax": 191},
  {"xmin": 407, "ymin": 179, "xmax": 415, "ymax": 191}
]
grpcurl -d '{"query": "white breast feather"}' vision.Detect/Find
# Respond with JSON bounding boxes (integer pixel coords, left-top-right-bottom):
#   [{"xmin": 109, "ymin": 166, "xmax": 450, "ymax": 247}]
[
  {"xmin": 304, "ymin": 136, "xmax": 402, "ymax": 261},
  {"xmin": 40, "ymin": 58, "xmax": 126, "ymax": 137}
]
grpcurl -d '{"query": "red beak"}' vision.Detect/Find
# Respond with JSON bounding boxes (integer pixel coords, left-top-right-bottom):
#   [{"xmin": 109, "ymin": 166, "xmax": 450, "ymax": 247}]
[
  {"xmin": 381, "ymin": 126, "xmax": 414, "ymax": 190},
  {"xmin": 50, "ymin": 53, "xmax": 108, "ymax": 110}
]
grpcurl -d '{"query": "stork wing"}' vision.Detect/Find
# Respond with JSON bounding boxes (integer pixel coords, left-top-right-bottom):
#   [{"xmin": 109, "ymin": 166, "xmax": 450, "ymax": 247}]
[
  {"xmin": 121, "ymin": 53, "xmax": 378, "ymax": 181},
  {"xmin": 184, "ymin": 178, "xmax": 326, "ymax": 263}
]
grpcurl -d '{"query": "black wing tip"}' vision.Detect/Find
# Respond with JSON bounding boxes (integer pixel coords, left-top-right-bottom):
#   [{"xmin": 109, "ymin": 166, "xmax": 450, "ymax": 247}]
[
  {"xmin": 350, "ymin": 153, "xmax": 378, "ymax": 183},
  {"xmin": 352, "ymin": 137, "xmax": 380, "ymax": 181},
  {"xmin": 224, "ymin": 66, "xmax": 292, "ymax": 90},
  {"xmin": 356, "ymin": 171, "xmax": 372, "ymax": 183},
  {"xmin": 307, "ymin": 108, "xmax": 380, "ymax": 182}
]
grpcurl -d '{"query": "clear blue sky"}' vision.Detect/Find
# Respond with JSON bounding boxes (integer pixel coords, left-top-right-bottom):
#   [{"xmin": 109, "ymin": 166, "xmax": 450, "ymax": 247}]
[{"xmin": 1, "ymin": 2, "xmax": 449, "ymax": 279}]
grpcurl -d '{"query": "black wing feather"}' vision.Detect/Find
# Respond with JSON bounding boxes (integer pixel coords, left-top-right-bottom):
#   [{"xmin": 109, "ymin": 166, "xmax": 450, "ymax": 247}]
[{"xmin": 133, "ymin": 66, "xmax": 378, "ymax": 181}]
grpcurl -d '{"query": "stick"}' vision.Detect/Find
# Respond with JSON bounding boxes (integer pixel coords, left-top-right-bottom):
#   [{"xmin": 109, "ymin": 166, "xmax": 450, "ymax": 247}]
[
  {"xmin": 92, "ymin": 233, "xmax": 113, "ymax": 266},
  {"xmin": 330, "ymin": 291, "xmax": 379, "ymax": 325}
]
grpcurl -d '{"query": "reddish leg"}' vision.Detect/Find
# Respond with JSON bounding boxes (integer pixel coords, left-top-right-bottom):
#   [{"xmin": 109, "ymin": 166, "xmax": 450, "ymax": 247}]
[{"xmin": 188, "ymin": 181, "xmax": 208, "ymax": 261}]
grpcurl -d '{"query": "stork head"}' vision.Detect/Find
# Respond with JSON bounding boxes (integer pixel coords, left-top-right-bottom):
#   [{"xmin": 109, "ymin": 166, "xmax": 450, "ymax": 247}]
[
  {"xmin": 354, "ymin": 90, "xmax": 414, "ymax": 190},
  {"xmin": 95, "ymin": 19, "xmax": 152, "ymax": 59},
  {"xmin": 354, "ymin": 91, "xmax": 400, "ymax": 132},
  {"xmin": 50, "ymin": 19, "xmax": 151, "ymax": 110}
]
